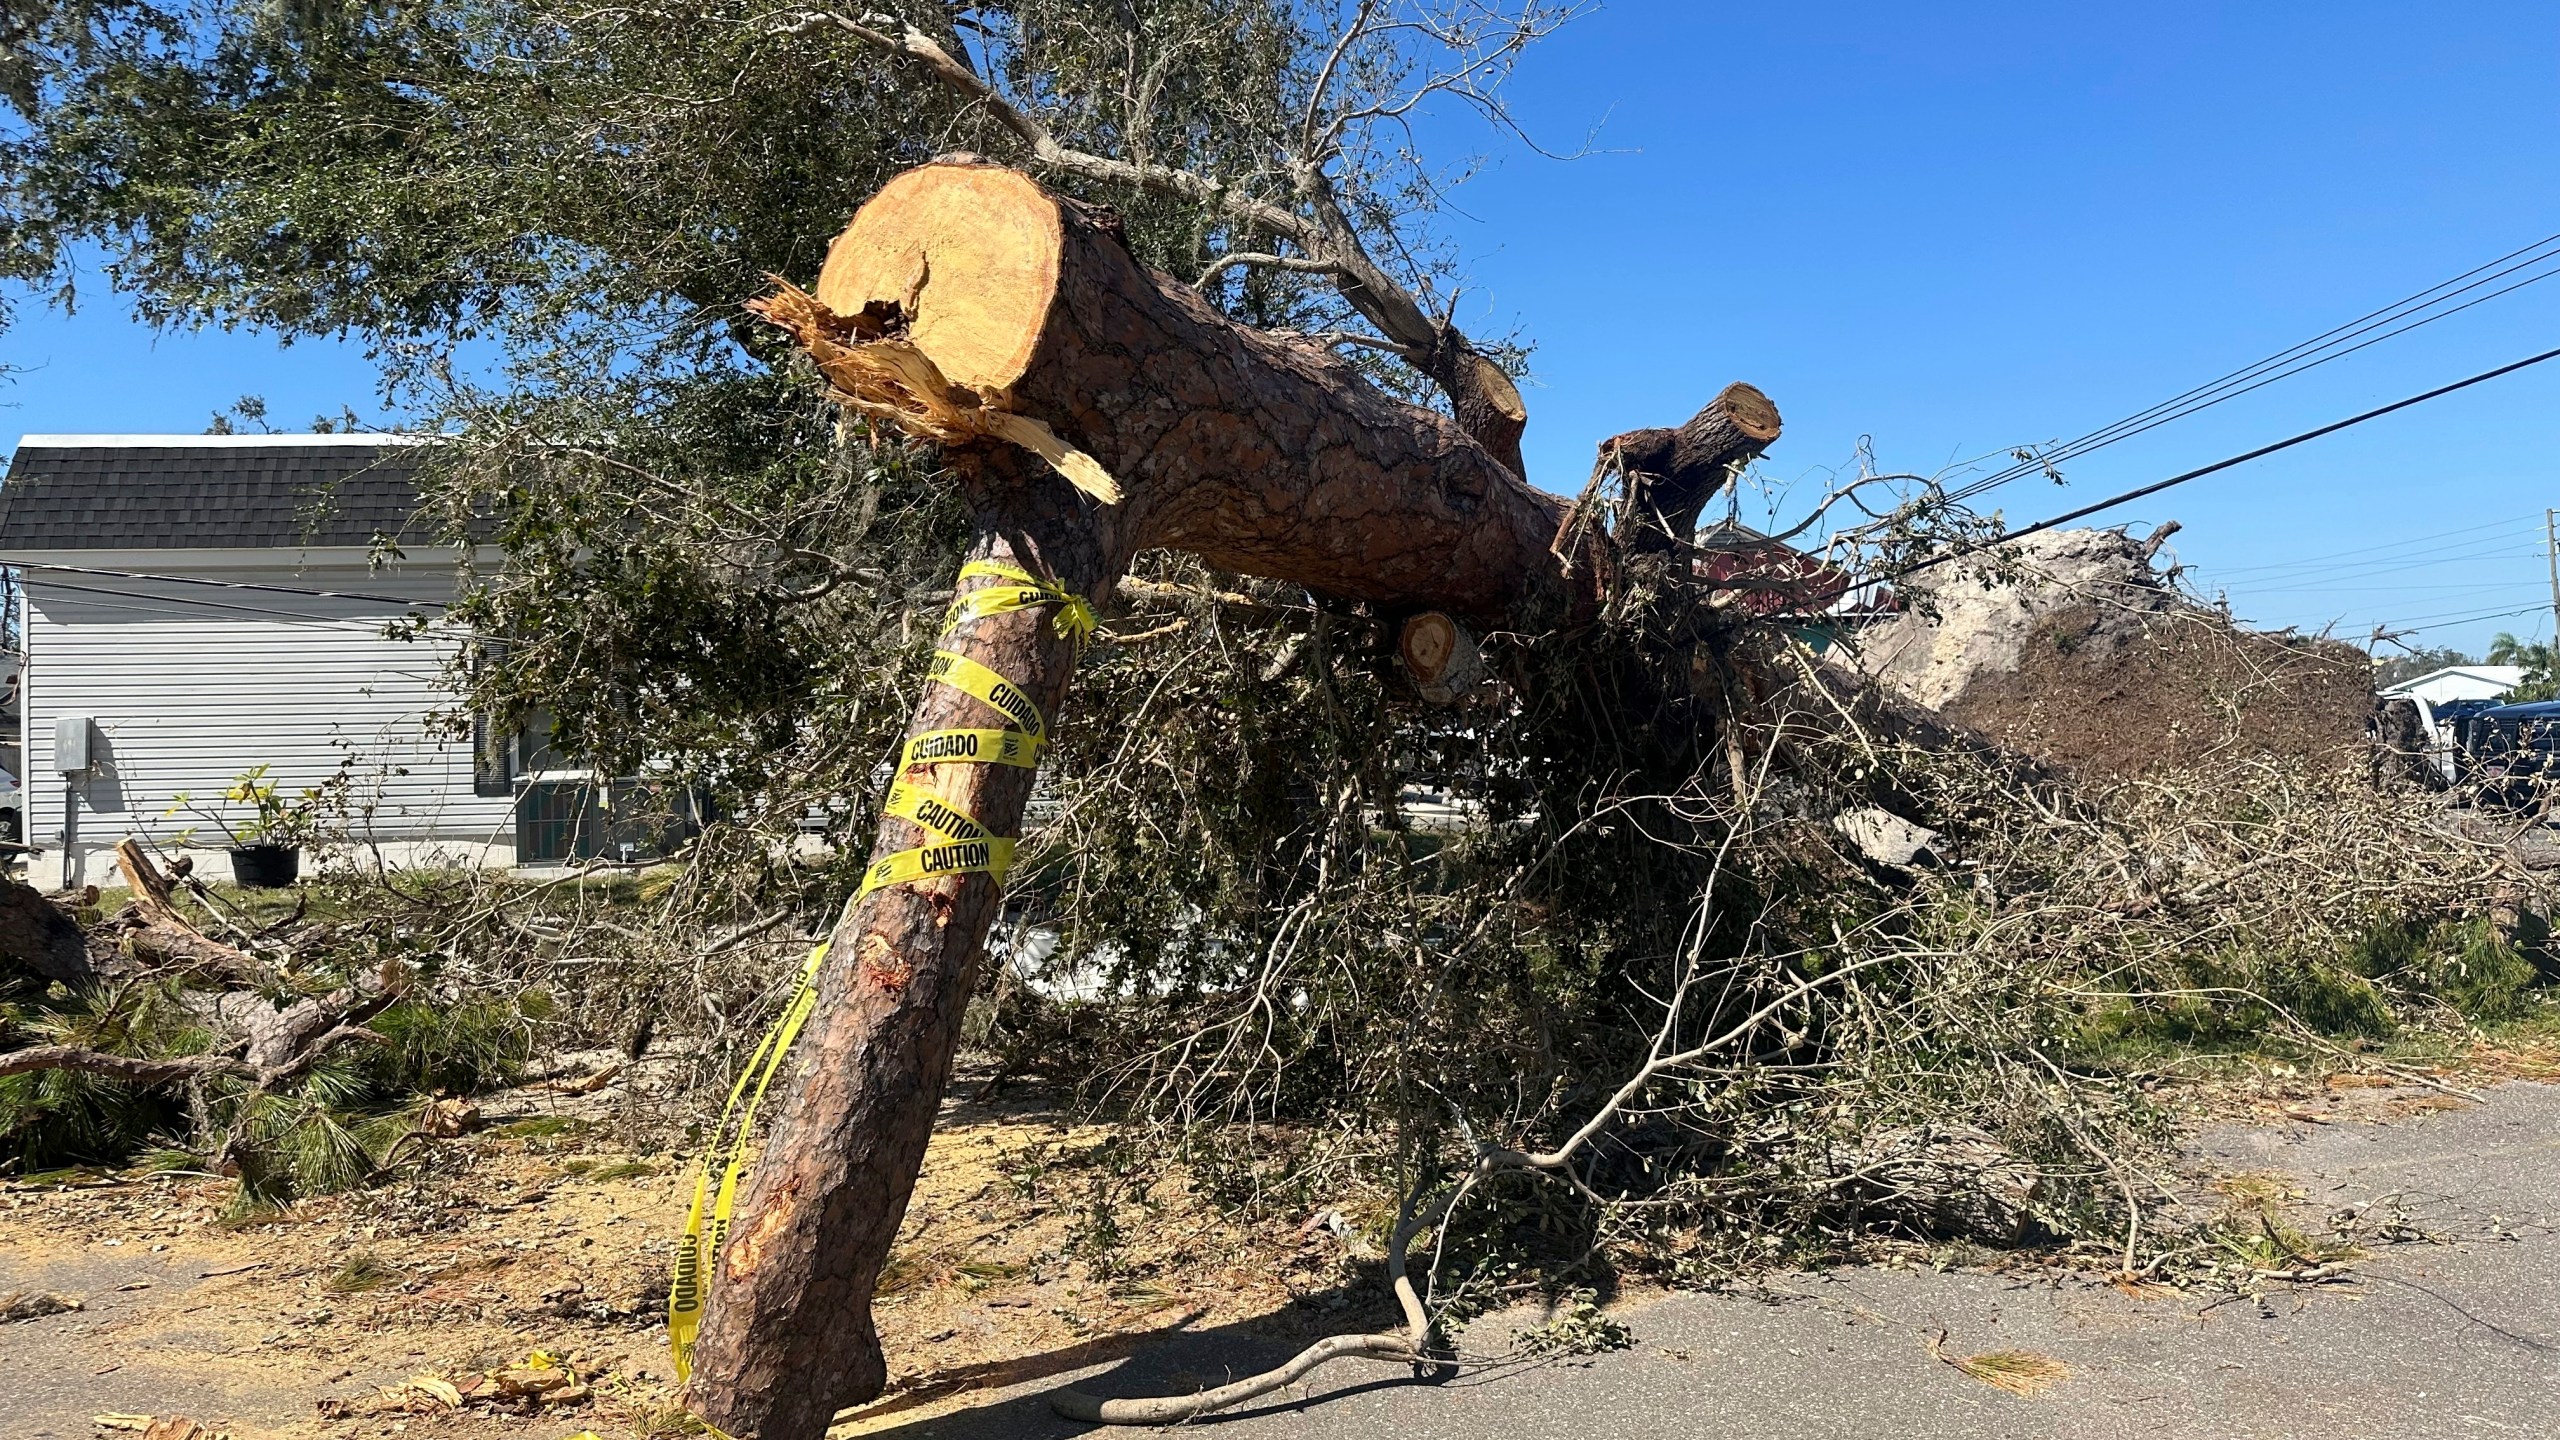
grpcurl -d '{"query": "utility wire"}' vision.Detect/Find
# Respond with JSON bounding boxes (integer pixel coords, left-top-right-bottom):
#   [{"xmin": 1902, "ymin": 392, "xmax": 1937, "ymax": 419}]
[
  {"xmin": 23, "ymin": 574, "xmax": 442, "ymax": 626},
  {"xmin": 2204, "ymin": 518, "xmax": 2541, "ymax": 577},
  {"xmin": 1939, "ymin": 230, "xmax": 2560, "ymax": 507},
  {"xmin": 2229, "ymin": 545, "xmax": 2549, "ymax": 588},
  {"xmin": 1888, "ymin": 345, "xmax": 2560, "ymax": 584},
  {"xmin": 2203, "ymin": 513, "xmax": 2538, "ymax": 574},
  {"xmin": 0, "ymin": 558, "xmax": 448, "ymax": 610},
  {"xmin": 2369, "ymin": 602, "xmax": 2546, "ymax": 635}
]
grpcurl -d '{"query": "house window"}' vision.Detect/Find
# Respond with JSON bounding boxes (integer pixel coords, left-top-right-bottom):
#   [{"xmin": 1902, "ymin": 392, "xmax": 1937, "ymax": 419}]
[
  {"xmin": 470, "ymin": 711, "xmax": 515, "ymax": 797},
  {"xmin": 517, "ymin": 778, "xmax": 694, "ymax": 865}
]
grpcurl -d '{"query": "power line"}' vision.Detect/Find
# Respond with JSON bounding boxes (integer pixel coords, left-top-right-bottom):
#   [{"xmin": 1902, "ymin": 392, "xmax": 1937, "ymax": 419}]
[
  {"xmin": 2366, "ymin": 602, "xmax": 2546, "ymax": 635},
  {"xmin": 2203, "ymin": 513, "xmax": 2540, "ymax": 573},
  {"xmin": 2245, "ymin": 579, "xmax": 2548, "ymax": 597},
  {"xmin": 1, "ymin": 558, "xmax": 448, "ymax": 610},
  {"xmin": 1888, "ymin": 345, "xmax": 2560, "ymax": 584},
  {"xmin": 1939, "ymin": 230, "xmax": 2560, "ymax": 508},
  {"xmin": 2204, "ymin": 524, "xmax": 2542, "ymax": 579},
  {"xmin": 2226, "ymin": 545, "xmax": 2549, "ymax": 588},
  {"xmin": 23, "ymin": 574, "xmax": 443, "ymax": 626}
]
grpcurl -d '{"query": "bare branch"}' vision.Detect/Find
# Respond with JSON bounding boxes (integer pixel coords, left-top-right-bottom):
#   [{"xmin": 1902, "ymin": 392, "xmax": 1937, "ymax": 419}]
[
  {"xmin": 792, "ymin": 10, "xmax": 1312, "ymax": 241},
  {"xmin": 1194, "ymin": 251, "xmax": 1350, "ymax": 289},
  {"xmin": 1288, "ymin": 329, "xmax": 1421, "ymax": 359},
  {"xmin": 0, "ymin": 1045, "xmax": 249, "ymax": 1085}
]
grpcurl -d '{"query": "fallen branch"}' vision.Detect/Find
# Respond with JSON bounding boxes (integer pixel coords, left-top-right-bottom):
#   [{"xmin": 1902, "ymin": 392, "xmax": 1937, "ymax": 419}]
[
  {"xmin": 0, "ymin": 1045, "xmax": 250, "ymax": 1084},
  {"xmin": 1052, "ymin": 1169, "xmax": 1458, "ymax": 1424},
  {"xmin": 111, "ymin": 840, "xmax": 269, "ymax": 985}
]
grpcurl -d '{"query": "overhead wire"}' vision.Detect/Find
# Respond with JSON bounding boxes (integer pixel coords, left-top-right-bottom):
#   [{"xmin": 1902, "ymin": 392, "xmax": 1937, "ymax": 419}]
[
  {"xmin": 2226, "ymin": 544, "xmax": 2549, "ymax": 588},
  {"xmin": 0, "ymin": 558, "xmax": 448, "ymax": 610},
  {"xmin": 23, "ymin": 574, "xmax": 445, "ymax": 626},
  {"xmin": 2365, "ymin": 601, "xmax": 2547, "ymax": 635},
  {"xmin": 1885, "ymin": 345, "xmax": 2560, "ymax": 584},
  {"xmin": 1936, "ymin": 229, "xmax": 2560, "ymax": 508},
  {"xmin": 2200, "ymin": 516, "xmax": 2543, "ymax": 577},
  {"xmin": 2201, "ymin": 512, "xmax": 2539, "ymax": 571}
]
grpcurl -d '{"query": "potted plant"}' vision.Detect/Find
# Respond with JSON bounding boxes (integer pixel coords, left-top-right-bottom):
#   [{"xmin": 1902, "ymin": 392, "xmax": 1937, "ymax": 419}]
[{"xmin": 165, "ymin": 764, "xmax": 319, "ymax": 888}]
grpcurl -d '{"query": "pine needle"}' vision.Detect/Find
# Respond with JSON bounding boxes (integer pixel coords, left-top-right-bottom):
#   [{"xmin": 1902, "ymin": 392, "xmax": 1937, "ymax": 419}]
[
  {"xmin": 1952, "ymin": 1349, "xmax": 2068, "ymax": 1395},
  {"xmin": 1928, "ymin": 1331, "xmax": 2070, "ymax": 1396}
]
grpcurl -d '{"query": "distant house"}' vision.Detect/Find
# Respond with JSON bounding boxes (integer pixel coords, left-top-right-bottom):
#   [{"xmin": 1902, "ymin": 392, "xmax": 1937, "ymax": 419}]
[
  {"xmin": 2379, "ymin": 663, "xmax": 2525, "ymax": 710},
  {"xmin": 1693, "ymin": 521, "xmax": 1855, "ymax": 618},
  {"xmin": 0, "ymin": 433, "xmax": 672, "ymax": 891},
  {"xmin": 2379, "ymin": 663, "xmax": 2526, "ymax": 785}
]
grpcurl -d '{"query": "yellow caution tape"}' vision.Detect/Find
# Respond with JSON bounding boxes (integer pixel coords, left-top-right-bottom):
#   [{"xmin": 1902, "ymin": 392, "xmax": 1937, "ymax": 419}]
[
  {"xmin": 929, "ymin": 649, "xmax": 1047, "ymax": 739},
  {"xmin": 668, "ymin": 931, "xmax": 830, "ymax": 1381},
  {"xmin": 885, "ymin": 780, "xmax": 993, "ymax": 843},
  {"xmin": 857, "ymin": 835, "xmax": 1018, "ymax": 897},
  {"xmin": 949, "ymin": 559, "xmax": 1097, "ymax": 645},
  {"xmin": 667, "ymin": 557, "xmax": 1088, "ymax": 1387},
  {"xmin": 900, "ymin": 726, "xmax": 1041, "ymax": 770}
]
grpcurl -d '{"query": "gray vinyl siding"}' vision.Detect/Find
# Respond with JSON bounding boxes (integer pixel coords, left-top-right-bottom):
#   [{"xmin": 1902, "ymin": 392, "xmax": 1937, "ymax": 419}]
[{"xmin": 24, "ymin": 558, "xmax": 515, "ymax": 883}]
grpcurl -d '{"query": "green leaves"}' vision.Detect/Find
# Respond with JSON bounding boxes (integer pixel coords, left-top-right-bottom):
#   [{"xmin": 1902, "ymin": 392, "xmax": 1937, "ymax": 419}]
[{"xmin": 2487, "ymin": 632, "xmax": 2560, "ymax": 703}]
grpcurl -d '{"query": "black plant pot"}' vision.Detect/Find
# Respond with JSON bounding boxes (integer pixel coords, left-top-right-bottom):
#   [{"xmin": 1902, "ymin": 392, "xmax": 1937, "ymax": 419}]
[{"xmin": 229, "ymin": 844, "xmax": 301, "ymax": 889}]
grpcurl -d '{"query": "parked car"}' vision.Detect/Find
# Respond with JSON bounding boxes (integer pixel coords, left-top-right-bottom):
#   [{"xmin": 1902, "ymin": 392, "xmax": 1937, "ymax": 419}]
[{"xmin": 2461, "ymin": 699, "xmax": 2560, "ymax": 805}]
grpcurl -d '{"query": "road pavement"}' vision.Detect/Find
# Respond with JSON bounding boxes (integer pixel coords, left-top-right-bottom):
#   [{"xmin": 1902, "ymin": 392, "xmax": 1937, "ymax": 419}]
[{"xmin": 884, "ymin": 1081, "xmax": 2560, "ymax": 1440}]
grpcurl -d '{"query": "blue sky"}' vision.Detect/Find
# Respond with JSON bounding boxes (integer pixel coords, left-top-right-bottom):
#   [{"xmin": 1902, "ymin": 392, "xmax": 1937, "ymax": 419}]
[{"xmin": 6, "ymin": 0, "xmax": 2559, "ymax": 657}]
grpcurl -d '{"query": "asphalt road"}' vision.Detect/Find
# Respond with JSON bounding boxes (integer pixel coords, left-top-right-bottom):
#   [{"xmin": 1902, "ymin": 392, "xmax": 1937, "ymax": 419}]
[{"xmin": 885, "ymin": 1082, "xmax": 2560, "ymax": 1440}]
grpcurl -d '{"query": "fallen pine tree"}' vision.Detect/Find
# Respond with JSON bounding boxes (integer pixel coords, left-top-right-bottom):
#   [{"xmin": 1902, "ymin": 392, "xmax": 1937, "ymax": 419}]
[
  {"xmin": 10, "ymin": 7, "xmax": 2556, "ymax": 1438},
  {"xmin": 681, "ymin": 150, "xmax": 1787, "ymax": 1433}
]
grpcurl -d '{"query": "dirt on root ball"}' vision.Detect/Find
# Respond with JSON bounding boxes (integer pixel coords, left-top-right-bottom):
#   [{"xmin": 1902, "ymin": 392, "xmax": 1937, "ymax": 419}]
[{"xmin": 1940, "ymin": 604, "xmax": 2373, "ymax": 780}]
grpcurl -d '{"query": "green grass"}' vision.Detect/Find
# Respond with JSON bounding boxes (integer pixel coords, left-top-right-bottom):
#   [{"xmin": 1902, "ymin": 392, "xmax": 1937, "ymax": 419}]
[{"xmin": 496, "ymin": 1115, "xmax": 592, "ymax": 1141}]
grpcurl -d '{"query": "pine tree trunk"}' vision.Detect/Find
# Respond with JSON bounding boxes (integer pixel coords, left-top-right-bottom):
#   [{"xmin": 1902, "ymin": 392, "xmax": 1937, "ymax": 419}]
[
  {"xmin": 684, "ymin": 161, "xmax": 1779, "ymax": 1439},
  {"xmin": 679, "ymin": 449, "xmax": 1122, "ymax": 1440}
]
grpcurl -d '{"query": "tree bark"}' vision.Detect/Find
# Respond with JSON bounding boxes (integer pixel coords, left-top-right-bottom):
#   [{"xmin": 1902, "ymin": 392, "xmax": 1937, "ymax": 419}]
[
  {"xmin": 682, "ymin": 444, "xmax": 1125, "ymax": 1440},
  {"xmin": 686, "ymin": 160, "xmax": 1773, "ymax": 1439},
  {"xmin": 760, "ymin": 161, "xmax": 1597, "ymax": 626},
  {"xmin": 0, "ymin": 874, "xmax": 94, "ymax": 986},
  {"xmin": 111, "ymin": 839, "xmax": 266, "ymax": 985},
  {"xmin": 1607, "ymin": 382, "xmax": 1783, "ymax": 559}
]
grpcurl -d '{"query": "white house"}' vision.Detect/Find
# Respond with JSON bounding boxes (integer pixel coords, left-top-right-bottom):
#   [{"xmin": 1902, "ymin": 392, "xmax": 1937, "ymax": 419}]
[
  {"xmin": 2380, "ymin": 664, "xmax": 2526, "ymax": 711},
  {"xmin": 0, "ymin": 433, "xmax": 526, "ymax": 889},
  {"xmin": 2379, "ymin": 663, "xmax": 2527, "ymax": 785}
]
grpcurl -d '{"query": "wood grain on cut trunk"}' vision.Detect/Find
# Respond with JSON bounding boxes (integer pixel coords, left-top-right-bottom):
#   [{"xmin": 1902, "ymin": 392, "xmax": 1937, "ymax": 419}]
[{"xmin": 784, "ymin": 162, "xmax": 1596, "ymax": 627}]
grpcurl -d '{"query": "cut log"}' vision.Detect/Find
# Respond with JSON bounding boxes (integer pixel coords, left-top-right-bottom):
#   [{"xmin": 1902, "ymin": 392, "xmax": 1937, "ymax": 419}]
[
  {"xmin": 766, "ymin": 161, "xmax": 1597, "ymax": 626},
  {"xmin": 1607, "ymin": 382, "xmax": 1783, "ymax": 559},
  {"xmin": 1398, "ymin": 611, "xmax": 1485, "ymax": 705},
  {"xmin": 690, "ymin": 160, "xmax": 1781, "ymax": 1440}
]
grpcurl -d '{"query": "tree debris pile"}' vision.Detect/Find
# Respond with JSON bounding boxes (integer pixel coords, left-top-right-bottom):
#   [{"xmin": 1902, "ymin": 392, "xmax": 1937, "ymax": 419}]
[
  {"xmin": 0, "ymin": 843, "xmax": 564, "ymax": 1204},
  {"xmin": 1856, "ymin": 528, "xmax": 2373, "ymax": 777}
]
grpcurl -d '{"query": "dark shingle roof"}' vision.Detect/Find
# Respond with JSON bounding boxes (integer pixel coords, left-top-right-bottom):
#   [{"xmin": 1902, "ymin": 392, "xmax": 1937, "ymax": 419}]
[{"xmin": 0, "ymin": 436, "xmax": 468, "ymax": 550}]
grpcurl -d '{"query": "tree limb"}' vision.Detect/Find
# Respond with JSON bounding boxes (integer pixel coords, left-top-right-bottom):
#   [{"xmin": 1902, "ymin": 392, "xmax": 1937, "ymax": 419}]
[
  {"xmin": 0, "ymin": 1045, "xmax": 250, "ymax": 1084},
  {"xmin": 796, "ymin": 11, "xmax": 1310, "ymax": 240},
  {"xmin": 1052, "ymin": 1163, "xmax": 1456, "ymax": 1424},
  {"xmin": 798, "ymin": 8, "xmax": 1525, "ymax": 462},
  {"xmin": 1195, "ymin": 250, "xmax": 1349, "ymax": 289}
]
